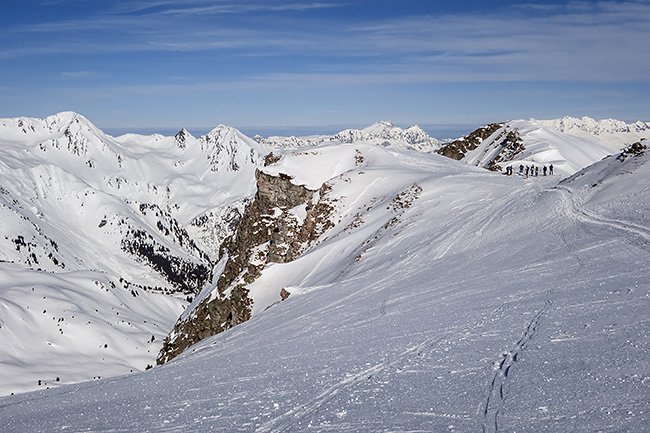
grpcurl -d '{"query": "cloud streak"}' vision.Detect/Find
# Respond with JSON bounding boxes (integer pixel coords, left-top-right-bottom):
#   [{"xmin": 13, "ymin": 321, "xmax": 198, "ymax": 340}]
[
  {"xmin": 2, "ymin": 0, "xmax": 649, "ymax": 127},
  {"xmin": 6, "ymin": 1, "xmax": 647, "ymax": 82}
]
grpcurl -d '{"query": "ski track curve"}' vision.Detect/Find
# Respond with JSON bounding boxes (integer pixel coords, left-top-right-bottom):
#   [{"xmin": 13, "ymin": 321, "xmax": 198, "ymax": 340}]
[{"xmin": 553, "ymin": 186, "xmax": 650, "ymax": 253}]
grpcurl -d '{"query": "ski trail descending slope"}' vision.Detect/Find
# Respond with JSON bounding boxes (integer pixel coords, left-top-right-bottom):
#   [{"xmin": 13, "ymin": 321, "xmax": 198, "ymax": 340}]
[{"xmin": 553, "ymin": 186, "xmax": 650, "ymax": 251}]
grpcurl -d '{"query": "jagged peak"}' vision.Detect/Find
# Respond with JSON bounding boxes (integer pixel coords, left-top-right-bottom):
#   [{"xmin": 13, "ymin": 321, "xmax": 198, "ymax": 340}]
[
  {"xmin": 201, "ymin": 124, "xmax": 244, "ymax": 145},
  {"xmin": 174, "ymin": 128, "xmax": 194, "ymax": 149},
  {"xmin": 405, "ymin": 124, "xmax": 426, "ymax": 133},
  {"xmin": 198, "ymin": 124, "xmax": 268, "ymax": 172}
]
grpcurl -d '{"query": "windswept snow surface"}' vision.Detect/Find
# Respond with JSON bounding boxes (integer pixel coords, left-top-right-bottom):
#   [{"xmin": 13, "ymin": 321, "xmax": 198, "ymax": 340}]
[{"xmin": 2, "ymin": 140, "xmax": 649, "ymax": 432}]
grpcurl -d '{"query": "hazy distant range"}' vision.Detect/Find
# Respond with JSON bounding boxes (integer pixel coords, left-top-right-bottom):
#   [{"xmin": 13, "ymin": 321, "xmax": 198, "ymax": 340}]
[{"xmin": 104, "ymin": 123, "xmax": 479, "ymax": 140}]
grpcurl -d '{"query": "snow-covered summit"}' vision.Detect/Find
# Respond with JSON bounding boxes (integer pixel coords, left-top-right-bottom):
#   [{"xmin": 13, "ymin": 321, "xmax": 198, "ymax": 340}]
[
  {"xmin": 200, "ymin": 124, "xmax": 266, "ymax": 173},
  {"xmin": 439, "ymin": 119, "xmax": 618, "ymax": 176},
  {"xmin": 533, "ymin": 115, "xmax": 650, "ymax": 148}
]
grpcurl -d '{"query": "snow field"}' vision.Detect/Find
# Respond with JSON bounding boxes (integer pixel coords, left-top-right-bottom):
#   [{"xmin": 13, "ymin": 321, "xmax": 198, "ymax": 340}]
[
  {"xmin": 3, "ymin": 141, "xmax": 648, "ymax": 432},
  {"xmin": 0, "ymin": 265, "xmax": 185, "ymax": 396}
]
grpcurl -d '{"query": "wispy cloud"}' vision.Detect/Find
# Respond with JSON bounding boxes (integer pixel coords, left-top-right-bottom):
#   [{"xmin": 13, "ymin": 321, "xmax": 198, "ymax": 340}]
[
  {"xmin": 101, "ymin": 0, "xmax": 345, "ymax": 17},
  {"xmin": 157, "ymin": 2, "xmax": 342, "ymax": 15},
  {"xmin": 60, "ymin": 71, "xmax": 94, "ymax": 78},
  {"xmin": 3, "ymin": 1, "xmax": 650, "ymax": 91}
]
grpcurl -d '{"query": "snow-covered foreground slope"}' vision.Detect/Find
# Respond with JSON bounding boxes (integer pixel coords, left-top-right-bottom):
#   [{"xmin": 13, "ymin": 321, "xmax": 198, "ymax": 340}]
[
  {"xmin": 2, "ymin": 140, "xmax": 648, "ymax": 432},
  {"xmin": 0, "ymin": 265, "xmax": 182, "ymax": 395}
]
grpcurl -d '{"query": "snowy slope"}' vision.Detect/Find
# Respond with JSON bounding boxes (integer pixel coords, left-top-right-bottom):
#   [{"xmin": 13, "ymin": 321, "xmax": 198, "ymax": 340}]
[
  {"xmin": 440, "ymin": 119, "xmax": 618, "ymax": 176},
  {"xmin": 2, "ymin": 138, "xmax": 648, "ymax": 432},
  {"xmin": 256, "ymin": 121, "xmax": 444, "ymax": 152},
  {"xmin": 0, "ymin": 112, "xmax": 268, "ymax": 395},
  {"xmin": 534, "ymin": 116, "xmax": 650, "ymax": 149}
]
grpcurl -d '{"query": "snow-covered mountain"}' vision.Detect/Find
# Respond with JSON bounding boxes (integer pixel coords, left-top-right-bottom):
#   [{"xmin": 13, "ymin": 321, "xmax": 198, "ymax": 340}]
[
  {"xmin": 2, "ymin": 111, "xmax": 649, "ymax": 431},
  {"xmin": 0, "ymin": 112, "xmax": 267, "ymax": 395},
  {"xmin": 438, "ymin": 119, "xmax": 618, "ymax": 176},
  {"xmin": 533, "ymin": 115, "xmax": 650, "ymax": 149},
  {"xmin": 0, "ymin": 114, "xmax": 451, "ymax": 395},
  {"xmin": 255, "ymin": 121, "xmax": 445, "ymax": 152},
  {"xmin": 2, "ymin": 131, "xmax": 648, "ymax": 432}
]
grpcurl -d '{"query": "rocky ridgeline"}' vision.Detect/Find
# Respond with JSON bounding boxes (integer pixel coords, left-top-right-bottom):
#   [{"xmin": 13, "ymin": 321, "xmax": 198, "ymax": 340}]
[
  {"xmin": 157, "ymin": 154, "xmax": 335, "ymax": 364},
  {"xmin": 438, "ymin": 123, "xmax": 524, "ymax": 170},
  {"xmin": 616, "ymin": 140, "xmax": 647, "ymax": 162},
  {"xmin": 438, "ymin": 123, "xmax": 504, "ymax": 160},
  {"xmin": 485, "ymin": 129, "xmax": 525, "ymax": 171}
]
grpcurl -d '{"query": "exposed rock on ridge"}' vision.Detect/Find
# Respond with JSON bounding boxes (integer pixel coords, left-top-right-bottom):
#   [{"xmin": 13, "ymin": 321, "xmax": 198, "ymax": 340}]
[
  {"xmin": 157, "ymin": 167, "xmax": 335, "ymax": 364},
  {"xmin": 438, "ymin": 123, "xmax": 524, "ymax": 171},
  {"xmin": 438, "ymin": 123, "xmax": 505, "ymax": 161}
]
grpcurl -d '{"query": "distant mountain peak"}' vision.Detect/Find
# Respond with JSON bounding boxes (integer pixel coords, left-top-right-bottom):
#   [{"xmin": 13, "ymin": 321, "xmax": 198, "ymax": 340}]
[
  {"xmin": 255, "ymin": 121, "xmax": 442, "ymax": 152},
  {"xmin": 199, "ymin": 124, "xmax": 267, "ymax": 173},
  {"xmin": 44, "ymin": 111, "xmax": 86, "ymax": 131}
]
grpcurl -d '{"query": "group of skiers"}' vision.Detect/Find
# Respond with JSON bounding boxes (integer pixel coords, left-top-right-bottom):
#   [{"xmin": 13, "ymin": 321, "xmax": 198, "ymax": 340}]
[{"xmin": 504, "ymin": 163, "xmax": 553, "ymax": 178}]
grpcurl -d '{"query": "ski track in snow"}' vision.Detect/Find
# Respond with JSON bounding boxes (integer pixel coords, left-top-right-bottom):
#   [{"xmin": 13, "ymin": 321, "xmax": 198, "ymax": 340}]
[
  {"xmin": 553, "ymin": 186, "xmax": 650, "ymax": 252},
  {"xmin": 481, "ymin": 296, "xmax": 552, "ymax": 433},
  {"xmin": 476, "ymin": 177, "xmax": 650, "ymax": 433},
  {"xmin": 256, "ymin": 299, "xmax": 520, "ymax": 433},
  {"xmin": 254, "ymin": 331, "xmax": 454, "ymax": 433}
]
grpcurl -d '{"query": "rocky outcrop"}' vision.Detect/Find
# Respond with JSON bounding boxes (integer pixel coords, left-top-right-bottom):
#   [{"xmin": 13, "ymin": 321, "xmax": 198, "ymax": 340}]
[
  {"xmin": 485, "ymin": 129, "xmax": 524, "ymax": 171},
  {"xmin": 438, "ymin": 123, "xmax": 504, "ymax": 160},
  {"xmin": 438, "ymin": 123, "xmax": 524, "ymax": 171},
  {"xmin": 616, "ymin": 140, "xmax": 647, "ymax": 162},
  {"xmin": 157, "ymin": 169, "xmax": 335, "ymax": 364}
]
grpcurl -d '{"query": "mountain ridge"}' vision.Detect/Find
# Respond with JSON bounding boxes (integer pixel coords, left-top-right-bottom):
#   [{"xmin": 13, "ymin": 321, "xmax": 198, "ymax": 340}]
[
  {"xmin": 0, "ymin": 112, "xmax": 267, "ymax": 395},
  {"xmin": 533, "ymin": 115, "xmax": 650, "ymax": 148},
  {"xmin": 255, "ymin": 120, "xmax": 445, "ymax": 152},
  {"xmin": 0, "ymin": 110, "xmax": 645, "ymax": 402}
]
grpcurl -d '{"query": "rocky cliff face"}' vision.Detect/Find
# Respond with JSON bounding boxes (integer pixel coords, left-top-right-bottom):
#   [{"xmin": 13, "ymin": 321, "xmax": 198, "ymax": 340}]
[{"xmin": 157, "ymin": 163, "xmax": 334, "ymax": 364}]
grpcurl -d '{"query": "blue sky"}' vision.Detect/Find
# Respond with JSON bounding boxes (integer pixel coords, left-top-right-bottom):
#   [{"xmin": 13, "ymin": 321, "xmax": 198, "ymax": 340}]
[{"xmin": 1, "ymin": 0, "xmax": 649, "ymax": 137}]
